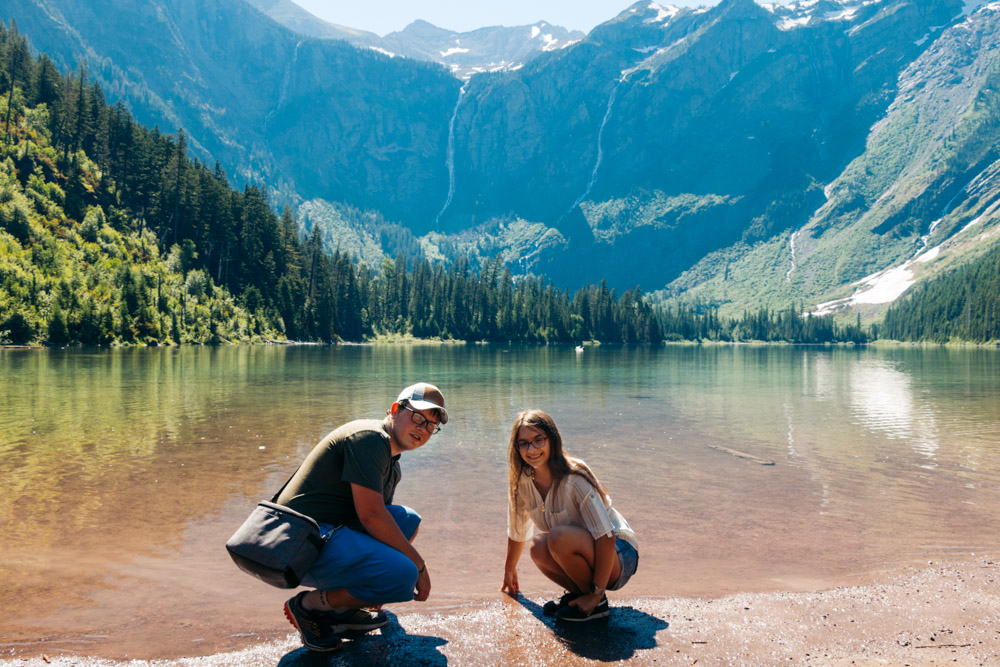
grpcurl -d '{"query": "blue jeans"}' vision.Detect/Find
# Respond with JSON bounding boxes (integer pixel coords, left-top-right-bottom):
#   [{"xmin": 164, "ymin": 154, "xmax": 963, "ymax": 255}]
[
  {"xmin": 608, "ymin": 538, "xmax": 639, "ymax": 591},
  {"xmin": 300, "ymin": 505, "xmax": 421, "ymax": 604}
]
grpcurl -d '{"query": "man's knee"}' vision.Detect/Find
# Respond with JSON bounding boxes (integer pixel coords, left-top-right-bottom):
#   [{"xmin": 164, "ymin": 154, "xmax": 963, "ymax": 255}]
[
  {"xmin": 387, "ymin": 505, "xmax": 422, "ymax": 540},
  {"xmin": 357, "ymin": 556, "xmax": 419, "ymax": 603}
]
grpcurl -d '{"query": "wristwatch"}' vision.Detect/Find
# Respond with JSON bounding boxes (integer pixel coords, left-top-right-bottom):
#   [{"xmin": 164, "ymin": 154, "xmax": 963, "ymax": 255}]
[{"xmin": 590, "ymin": 582, "xmax": 605, "ymax": 596}]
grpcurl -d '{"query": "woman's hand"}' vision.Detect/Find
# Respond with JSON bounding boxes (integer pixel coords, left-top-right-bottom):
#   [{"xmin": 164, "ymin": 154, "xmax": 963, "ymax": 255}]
[
  {"xmin": 501, "ymin": 567, "xmax": 519, "ymax": 597},
  {"xmin": 569, "ymin": 591, "xmax": 603, "ymax": 615},
  {"xmin": 502, "ymin": 538, "xmax": 525, "ymax": 597}
]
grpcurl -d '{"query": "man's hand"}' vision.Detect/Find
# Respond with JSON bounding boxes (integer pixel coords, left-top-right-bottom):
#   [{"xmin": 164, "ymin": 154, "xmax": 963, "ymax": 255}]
[{"xmin": 414, "ymin": 563, "xmax": 431, "ymax": 601}]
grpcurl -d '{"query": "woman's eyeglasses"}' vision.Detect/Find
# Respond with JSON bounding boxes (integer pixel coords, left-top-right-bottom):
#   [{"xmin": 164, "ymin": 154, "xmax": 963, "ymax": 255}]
[
  {"xmin": 401, "ymin": 405, "xmax": 442, "ymax": 434},
  {"xmin": 516, "ymin": 434, "xmax": 547, "ymax": 452}
]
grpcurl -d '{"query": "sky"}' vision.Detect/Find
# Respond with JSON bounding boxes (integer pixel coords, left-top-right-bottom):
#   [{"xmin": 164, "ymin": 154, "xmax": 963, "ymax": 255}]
[{"xmin": 289, "ymin": 0, "xmax": 723, "ymax": 36}]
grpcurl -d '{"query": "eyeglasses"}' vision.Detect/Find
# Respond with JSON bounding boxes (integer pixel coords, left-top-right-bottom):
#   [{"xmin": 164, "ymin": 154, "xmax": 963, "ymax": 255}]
[
  {"xmin": 516, "ymin": 434, "xmax": 547, "ymax": 452},
  {"xmin": 401, "ymin": 405, "xmax": 442, "ymax": 434}
]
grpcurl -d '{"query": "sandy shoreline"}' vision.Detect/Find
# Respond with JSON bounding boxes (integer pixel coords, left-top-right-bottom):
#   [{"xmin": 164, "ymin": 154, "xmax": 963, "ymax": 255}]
[{"xmin": 5, "ymin": 557, "xmax": 998, "ymax": 666}]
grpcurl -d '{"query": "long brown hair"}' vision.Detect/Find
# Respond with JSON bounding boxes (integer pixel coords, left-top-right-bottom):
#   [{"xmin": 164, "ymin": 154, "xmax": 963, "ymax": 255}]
[{"xmin": 507, "ymin": 409, "xmax": 608, "ymax": 507}]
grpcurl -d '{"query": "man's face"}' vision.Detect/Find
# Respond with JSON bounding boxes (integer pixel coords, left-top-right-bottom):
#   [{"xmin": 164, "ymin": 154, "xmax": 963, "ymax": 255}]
[{"xmin": 391, "ymin": 403, "xmax": 441, "ymax": 452}]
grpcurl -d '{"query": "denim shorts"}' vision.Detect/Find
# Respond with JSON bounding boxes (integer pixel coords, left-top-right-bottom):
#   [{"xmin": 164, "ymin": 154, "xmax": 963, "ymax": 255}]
[
  {"xmin": 300, "ymin": 505, "xmax": 421, "ymax": 604},
  {"xmin": 607, "ymin": 538, "xmax": 639, "ymax": 591}
]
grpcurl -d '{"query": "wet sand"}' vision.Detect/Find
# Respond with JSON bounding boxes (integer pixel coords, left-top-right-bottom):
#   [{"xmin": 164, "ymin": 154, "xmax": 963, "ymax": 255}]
[{"xmin": 4, "ymin": 557, "xmax": 999, "ymax": 666}]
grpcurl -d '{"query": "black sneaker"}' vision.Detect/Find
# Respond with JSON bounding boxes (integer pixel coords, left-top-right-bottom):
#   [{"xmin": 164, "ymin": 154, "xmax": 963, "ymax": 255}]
[
  {"xmin": 555, "ymin": 594, "xmax": 610, "ymax": 622},
  {"xmin": 543, "ymin": 591, "xmax": 579, "ymax": 616},
  {"xmin": 283, "ymin": 592, "xmax": 343, "ymax": 652},
  {"xmin": 326, "ymin": 607, "xmax": 389, "ymax": 634}
]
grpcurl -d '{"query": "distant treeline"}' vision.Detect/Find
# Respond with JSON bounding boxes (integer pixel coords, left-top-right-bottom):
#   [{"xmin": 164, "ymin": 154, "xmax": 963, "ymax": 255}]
[
  {"xmin": 660, "ymin": 303, "xmax": 869, "ymax": 344},
  {"xmin": 881, "ymin": 245, "xmax": 1000, "ymax": 343}
]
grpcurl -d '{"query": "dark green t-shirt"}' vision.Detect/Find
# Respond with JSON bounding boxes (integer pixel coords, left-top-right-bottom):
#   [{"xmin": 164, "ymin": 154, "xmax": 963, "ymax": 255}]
[{"xmin": 275, "ymin": 419, "xmax": 401, "ymax": 531}]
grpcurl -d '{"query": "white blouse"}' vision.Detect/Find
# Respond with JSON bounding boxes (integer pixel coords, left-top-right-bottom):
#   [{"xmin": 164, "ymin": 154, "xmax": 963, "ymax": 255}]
[{"xmin": 507, "ymin": 471, "xmax": 638, "ymax": 551}]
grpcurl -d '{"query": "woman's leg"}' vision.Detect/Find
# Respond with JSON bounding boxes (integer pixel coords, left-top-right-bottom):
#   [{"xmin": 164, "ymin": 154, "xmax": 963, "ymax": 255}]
[
  {"xmin": 534, "ymin": 525, "xmax": 622, "ymax": 592},
  {"xmin": 529, "ymin": 532, "xmax": 579, "ymax": 590}
]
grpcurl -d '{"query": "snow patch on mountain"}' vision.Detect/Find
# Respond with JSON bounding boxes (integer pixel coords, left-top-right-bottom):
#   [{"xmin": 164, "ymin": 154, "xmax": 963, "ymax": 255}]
[
  {"xmin": 812, "ymin": 205, "xmax": 997, "ymax": 316},
  {"xmin": 770, "ymin": 1, "xmax": 874, "ymax": 31},
  {"xmin": 778, "ymin": 16, "xmax": 811, "ymax": 30},
  {"xmin": 646, "ymin": 3, "xmax": 679, "ymax": 23}
]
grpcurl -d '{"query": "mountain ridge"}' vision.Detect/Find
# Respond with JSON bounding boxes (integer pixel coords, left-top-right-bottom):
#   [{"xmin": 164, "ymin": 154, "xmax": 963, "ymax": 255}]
[{"xmin": 244, "ymin": 0, "xmax": 584, "ymax": 79}]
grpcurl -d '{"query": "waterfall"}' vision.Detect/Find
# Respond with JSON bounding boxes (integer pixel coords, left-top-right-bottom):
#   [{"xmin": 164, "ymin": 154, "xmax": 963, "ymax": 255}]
[
  {"xmin": 572, "ymin": 82, "xmax": 620, "ymax": 213},
  {"xmin": 267, "ymin": 41, "xmax": 302, "ymax": 128},
  {"xmin": 434, "ymin": 84, "xmax": 468, "ymax": 229},
  {"xmin": 559, "ymin": 75, "xmax": 628, "ymax": 222},
  {"xmin": 786, "ymin": 229, "xmax": 800, "ymax": 281}
]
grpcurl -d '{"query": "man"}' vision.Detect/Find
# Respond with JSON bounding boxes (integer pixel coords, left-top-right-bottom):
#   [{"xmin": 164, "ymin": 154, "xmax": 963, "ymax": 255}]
[{"xmin": 276, "ymin": 382, "xmax": 447, "ymax": 652}]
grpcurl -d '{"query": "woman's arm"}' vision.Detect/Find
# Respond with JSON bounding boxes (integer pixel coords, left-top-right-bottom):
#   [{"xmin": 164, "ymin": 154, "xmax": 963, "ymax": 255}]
[{"xmin": 501, "ymin": 538, "xmax": 525, "ymax": 596}]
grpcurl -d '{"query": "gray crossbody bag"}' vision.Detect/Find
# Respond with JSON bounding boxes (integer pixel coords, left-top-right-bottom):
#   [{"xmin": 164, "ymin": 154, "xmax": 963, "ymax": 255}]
[{"xmin": 225, "ymin": 468, "xmax": 326, "ymax": 589}]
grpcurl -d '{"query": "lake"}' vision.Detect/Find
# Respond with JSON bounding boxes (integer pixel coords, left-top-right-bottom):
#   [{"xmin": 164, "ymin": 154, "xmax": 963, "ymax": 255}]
[{"xmin": 2, "ymin": 344, "xmax": 999, "ymax": 659}]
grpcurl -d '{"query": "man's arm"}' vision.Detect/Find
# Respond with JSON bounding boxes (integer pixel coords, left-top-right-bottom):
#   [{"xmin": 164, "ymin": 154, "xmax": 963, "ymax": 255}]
[{"xmin": 352, "ymin": 482, "xmax": 431, "ymax": 600}]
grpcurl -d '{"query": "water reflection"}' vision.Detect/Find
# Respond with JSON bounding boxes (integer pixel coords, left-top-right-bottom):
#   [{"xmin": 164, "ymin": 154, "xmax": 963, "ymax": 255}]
[{"xmin": 848, "ymin": 359, "xmax": 939, "ymax": 461}]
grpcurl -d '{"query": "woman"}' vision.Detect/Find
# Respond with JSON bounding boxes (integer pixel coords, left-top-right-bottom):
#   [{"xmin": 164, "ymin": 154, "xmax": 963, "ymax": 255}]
[{"xmin": 501, "ymin": 409, "xmax": 639, "ymax": 621}]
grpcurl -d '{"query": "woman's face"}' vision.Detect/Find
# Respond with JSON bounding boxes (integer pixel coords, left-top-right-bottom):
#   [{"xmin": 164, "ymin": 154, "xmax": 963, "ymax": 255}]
[{"xmin": 515, "ymin": 424, "xmax": 550, "ymax": 470}]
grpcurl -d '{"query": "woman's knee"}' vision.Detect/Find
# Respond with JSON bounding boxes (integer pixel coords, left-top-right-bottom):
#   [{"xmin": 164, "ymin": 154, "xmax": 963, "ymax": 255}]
[
  {"xmin": 528, "ymin": 534, "xmax": 550, "ymax": 563},
  {"xmin": 547, "ymin": 525, "xmax": 588, "ymax": 555},
  {"xmin": 547, "ymin": 525, "xmax": 573, "ymax": 551}
]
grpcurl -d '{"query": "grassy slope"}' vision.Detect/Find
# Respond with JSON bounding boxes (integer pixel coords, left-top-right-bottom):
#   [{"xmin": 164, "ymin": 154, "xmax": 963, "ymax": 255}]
[{"xmin": 654, "ymin": 8, "xmax": 1000, "ymax": 321}]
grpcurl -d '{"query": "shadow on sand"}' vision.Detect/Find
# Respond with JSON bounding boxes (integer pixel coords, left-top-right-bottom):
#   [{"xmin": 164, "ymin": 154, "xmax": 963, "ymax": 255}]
[
  {"xmin": 516, "ymin": 595, "xmax": 669, "ymax": 662},
  {"xmin": 277, "ymin": 611, "xmax": 448, "ymax": 666}
]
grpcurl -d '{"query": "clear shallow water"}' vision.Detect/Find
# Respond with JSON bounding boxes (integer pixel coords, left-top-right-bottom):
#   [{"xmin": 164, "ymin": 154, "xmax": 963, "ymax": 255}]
[{"xmin": 2, "ymin": 344, "xmax": 999, "ymax": 658}]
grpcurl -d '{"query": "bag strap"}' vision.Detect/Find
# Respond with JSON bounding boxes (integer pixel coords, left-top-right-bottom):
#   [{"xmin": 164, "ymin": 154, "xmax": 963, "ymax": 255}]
[{"xmin": 269, "ymin": 463, "xmax": 304, "ymax": 503}]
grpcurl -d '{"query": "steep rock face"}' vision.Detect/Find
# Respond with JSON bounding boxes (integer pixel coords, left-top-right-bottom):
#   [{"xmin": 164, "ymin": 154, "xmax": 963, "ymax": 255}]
[
  {"xmin": 665, "ymin": 3, "xmax": 1000, "ymax": 317},
  {"xmin": 4, "ymin": 0, "xmax": 458, "ymax": 222},
  {"xmin": 445, "ymin": 0, "xmax": 965, "ymax": 289},
  {"xmin": 442, "ymin": 3, "xmax": 704, "ymax": 230},
  {"xmin": 793, "ymin": 3, "xmax": 1000, "ymax": 297}
]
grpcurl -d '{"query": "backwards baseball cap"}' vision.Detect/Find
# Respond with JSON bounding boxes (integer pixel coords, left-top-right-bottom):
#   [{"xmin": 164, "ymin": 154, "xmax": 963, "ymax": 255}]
[{"xmin": 396, "ymin": 383, "xmax": 449, "ymax": 425}]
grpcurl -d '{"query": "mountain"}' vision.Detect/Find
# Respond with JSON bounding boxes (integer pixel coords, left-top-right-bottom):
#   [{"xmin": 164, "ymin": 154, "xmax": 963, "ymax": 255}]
[
  {"xmin": 380, "ymin": 20, "xmax": 584, "ymax": 79},
  {"xmin": 242, "ymin": 0, "xmax": 381, "ymax": 44},
  {"xmin": 666, "ymin": 0, "xmax": 1000, "ymax": 317},
  {"xmin": 4, "ymin": 0, "xmax": 999, "ymax": 322},
  {"xmin": 244, "ymin": 0, "xmax": 584, "ymax": 79},
  {"xmin": 443, "ymin": 0, "xmax": 973, "ymax": 293}
]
